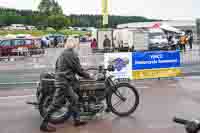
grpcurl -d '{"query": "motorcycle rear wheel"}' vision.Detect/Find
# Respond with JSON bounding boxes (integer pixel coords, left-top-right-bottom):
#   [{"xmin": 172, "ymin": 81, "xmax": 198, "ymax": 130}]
[
  {"xmin": 38, "ymin": 95, "xmax": 71, "ymax": 124},
  {"xmin": 107, "ymin": 83, "xmax": 139, "ymax": 117}
]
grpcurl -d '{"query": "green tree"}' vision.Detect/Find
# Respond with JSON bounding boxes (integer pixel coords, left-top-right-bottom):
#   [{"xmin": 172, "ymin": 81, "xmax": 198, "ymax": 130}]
[
  {"xmin": 38, "ymin": 0, "xmax": 52, "ymax": 15},
  {"xmin": 32, "ymin": 15, "xmax": 48, "ymax": 29},
  {"xmin": 38, "ymin": 0, "xmax": 63, "ymax": 16},
  {"xmin": 48, "ymin": 15, "xmax": 69, "ymax": 30},
  {"xmin": 51, "ymin": 1, "xmax": 63, "ymax": 15}
]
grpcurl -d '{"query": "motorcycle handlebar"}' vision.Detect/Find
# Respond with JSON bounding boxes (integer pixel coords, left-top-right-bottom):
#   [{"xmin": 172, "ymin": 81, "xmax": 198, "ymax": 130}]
[
  {"xmin": 85, "ymin": 67, "xmax": 98, "ymax": 71},
  {"xmin": 85, "ymin": 65, "xmax": 115, "ymax": 72},
  {"xmin": 173, "ymin": 117, "xmax": 190, "ymax": 125}
]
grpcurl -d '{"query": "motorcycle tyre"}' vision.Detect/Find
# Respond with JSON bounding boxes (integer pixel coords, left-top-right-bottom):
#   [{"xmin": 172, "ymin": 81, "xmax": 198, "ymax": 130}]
[
  {"xmin": 38, "ymin": 95, "xmax": 71, "ymax": 124},
  {"xmin": 107, "ymin": 83, "xmax": 139, "ymax": 117}
]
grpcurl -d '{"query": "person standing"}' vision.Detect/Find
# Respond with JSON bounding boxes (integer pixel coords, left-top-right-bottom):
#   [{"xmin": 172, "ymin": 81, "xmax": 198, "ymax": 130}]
[
  {"xmin": 54, "ymin": 37, "xmax": 58, "ymax": 48},
  {"xmin": 40, "ymin": 37, "xmax": 92, "ymax": 132},
  {"xmin": 91, "ymin": 38, "xmax": 97, "ymax": 52},
  {"xmin": 188, "ymin": 33, "xmax": 193, "ymax": 49},
  {"xmin": 41, "ymin": 36, "xmax": 49, "ymax": 48},
  {"xmin": 103, "ymin": 35, "xmax": 111, "ymax": 50},
  {"xmin": 41, "ymin": 38, "xmax": 46, "ymax": 49},
  {"xmin": 180, "ymin": 34, "xmax": 187, "ymax": 52}
]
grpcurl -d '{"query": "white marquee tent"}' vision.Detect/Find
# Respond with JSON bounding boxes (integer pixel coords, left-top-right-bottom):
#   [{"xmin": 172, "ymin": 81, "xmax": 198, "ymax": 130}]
[{"xmin": 160, "ymin": 24, "xmax": 182, "ymax": 33}]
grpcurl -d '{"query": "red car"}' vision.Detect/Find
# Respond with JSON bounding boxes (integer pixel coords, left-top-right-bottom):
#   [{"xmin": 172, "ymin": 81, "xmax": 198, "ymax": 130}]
[{"xmin": 0, "ymin": 37, "xmax": 44, "ymax": 56}]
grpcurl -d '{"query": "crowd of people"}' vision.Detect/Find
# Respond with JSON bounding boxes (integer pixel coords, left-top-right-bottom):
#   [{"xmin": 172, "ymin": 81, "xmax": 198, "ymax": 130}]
[
  {"xmin": 167, "ymin": 31, "xmax": 193, "ymax": 52},
  {"xmin": 41, "ymin": 36, "xmax": 65, "ymax": 48},
  {"xmin": 41, "ymin": 35, "xmax": 90, "ymax": 49},
  {"xmin": 40, "ymin": 31, "xmax": 194, "ymax": 54},
  {"xmin": 90, "ymin": 34, "xmax": 112, "ymax": 52},
  {"xmin": 89, "ymin": 32, "xmax": 194, "ymax": 53}
]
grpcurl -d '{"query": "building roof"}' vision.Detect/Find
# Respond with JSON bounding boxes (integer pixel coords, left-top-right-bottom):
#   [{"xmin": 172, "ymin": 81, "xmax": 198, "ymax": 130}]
[{"xmin": 117, "ymin": 20, "xmax": 196, "ymax": 29}]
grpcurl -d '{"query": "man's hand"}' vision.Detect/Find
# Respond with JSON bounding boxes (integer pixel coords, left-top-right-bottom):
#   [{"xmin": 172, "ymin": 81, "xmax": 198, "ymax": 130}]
[{"xmin": 88, "ymin": 73, "xmax": 95, "ymax": 80}]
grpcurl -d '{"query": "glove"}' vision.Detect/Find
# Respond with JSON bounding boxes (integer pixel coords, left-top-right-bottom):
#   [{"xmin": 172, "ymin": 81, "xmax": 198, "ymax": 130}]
[
  {"xmin": 88, "ymin": 73, "xmax": 95, "ymax": 80},
  {"xmin": 81, "ymin": 71, "xmax": 92, "ymax": 79}
]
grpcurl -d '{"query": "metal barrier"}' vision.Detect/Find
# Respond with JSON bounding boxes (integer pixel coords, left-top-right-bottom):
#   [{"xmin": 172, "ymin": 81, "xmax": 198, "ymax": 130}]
[
  {"xmin": 0, "ymin": 48, "xmax": 45, "ymax": 62},
  {"xmin": 11, "ymin": 48, "xmax": 45, "ymax": 56},
  {"xmin": 79, "ymin": 49, "xmax": 200, "ymax": 67},
  {"xmin": 0, "ymin": 48, "xmax": 200, "ymax": 86},
  {"xmin": 181, "ymin": 49, "xmax": 200, "ymax": 65},
  {"xmin": 43, "ymin": 48, "xmax": 200, "ymax": 68},
  {"xmin": 92, "ymin": 48, "xmax": 114, "ymax": 53},
  {"xmin": 79, "ymin": 54, "xmax": 104, "ymax": 67},
  {"xmin": 1, "ymin": 48, "xmax": 200, "ymax": 65}
]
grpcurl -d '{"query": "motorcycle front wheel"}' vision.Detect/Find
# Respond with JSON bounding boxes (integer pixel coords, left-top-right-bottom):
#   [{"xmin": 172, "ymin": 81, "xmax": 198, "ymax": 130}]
[{"xmin": 107, "ymin": 83, "xmax": 139, "ymax": 117}]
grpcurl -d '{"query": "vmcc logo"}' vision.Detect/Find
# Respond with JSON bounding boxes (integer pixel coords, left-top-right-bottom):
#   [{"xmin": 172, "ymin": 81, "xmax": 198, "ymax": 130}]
[{"xmin": 150, "ymin": 54, "xmax": 163, "ymax": 59}]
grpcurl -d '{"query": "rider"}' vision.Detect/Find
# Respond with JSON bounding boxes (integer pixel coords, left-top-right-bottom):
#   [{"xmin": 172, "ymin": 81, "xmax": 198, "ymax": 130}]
[{"xmin": 40, "ymin": 37, "xmax": 92, "ymax": 132}]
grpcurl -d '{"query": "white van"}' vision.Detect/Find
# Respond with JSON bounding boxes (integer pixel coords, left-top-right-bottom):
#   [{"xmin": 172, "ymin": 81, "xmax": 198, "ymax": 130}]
[
  {"xmin": 113, "ymin": 28, "xmax": 148, "ymax": 51},
  {"xmin": 113, "ymin": 28, "xmax": 134, "ymax": 51}
]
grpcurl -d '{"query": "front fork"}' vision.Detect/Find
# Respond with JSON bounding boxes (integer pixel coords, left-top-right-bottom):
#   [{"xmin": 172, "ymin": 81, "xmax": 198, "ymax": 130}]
[
  {"xmin": 105, "ymin": 78, "xmax": 127, "ymax": 113},
  {"xmin": 105, "ymin": 78, "xmax": 119, "ymax": 113}
]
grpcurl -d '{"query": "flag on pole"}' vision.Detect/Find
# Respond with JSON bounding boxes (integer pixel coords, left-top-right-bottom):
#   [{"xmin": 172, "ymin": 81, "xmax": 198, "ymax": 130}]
[
  {"xmin": 103, "ymin": 15, "xmax": 108, "ymax": 26},
  {"xmin": 102, "ymin": 0, "xmax": 108, "ymax": 25},
  {"xmin": 102, "ymin": 0, "xmax": 108, "ymax": 15}
]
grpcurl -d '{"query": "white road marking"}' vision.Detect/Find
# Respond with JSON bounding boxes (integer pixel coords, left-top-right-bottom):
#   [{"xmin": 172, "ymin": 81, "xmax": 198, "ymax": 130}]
[
  {"xmin": 0, "ymin": 95, "xmax": 34, "ymax": 100},
  {"xmin": 184, "ymin": 76, "xmax": 200, "ymax": 80},
  {"xmin": 0, "ymin": 82, "xmax": 38, "ymax": 85},
  {"xmin": 147, "ymin": 123, "xmax": 173, "ymax": 129},
  {"xmin": 137, "ymin": 86, "xmax": 149, "ymax": 89}
]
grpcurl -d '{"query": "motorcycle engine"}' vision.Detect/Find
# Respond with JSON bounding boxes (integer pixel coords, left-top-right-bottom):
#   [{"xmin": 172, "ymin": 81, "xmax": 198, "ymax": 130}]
[
  {"xmin": 89, "ymin": 101, "xmax": 105, "ymax": 113},
  {"xmin": 79, "ymin": 73, "xmax": 106, "ymax": 113},
  {"xmin": 79, "ymin": 80, "xmax": 106, "ymax": 101}
]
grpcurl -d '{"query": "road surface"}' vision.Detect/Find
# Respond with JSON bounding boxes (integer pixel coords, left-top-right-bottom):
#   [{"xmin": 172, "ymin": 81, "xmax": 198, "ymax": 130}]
[{"xmin": 1, "ymin": 78, "xmax": 200, "ymax": 133}]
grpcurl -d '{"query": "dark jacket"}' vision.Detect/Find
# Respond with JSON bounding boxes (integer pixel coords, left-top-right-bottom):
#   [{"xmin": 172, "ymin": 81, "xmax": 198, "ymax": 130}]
[
  {"xmin": 189, "ymin": 35, "xmax": 193, "ymax": 42},
  {"xmin": 55, "ymin": 48, "xmax": 90, "ymax": 82},
  {"xmin": 103, "ymin": 38, "xmax": 111, "ymax": 48}
]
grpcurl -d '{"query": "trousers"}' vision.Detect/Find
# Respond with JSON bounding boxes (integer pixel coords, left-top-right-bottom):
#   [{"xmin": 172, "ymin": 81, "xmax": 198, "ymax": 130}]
[
  {"xmin": 189, "ymin": 41, "xmax": 193, "ymax": 49},
  {"xmin": 43, "ymin": 77, "xmax": 80, "ymax": 122},
  {"xmin": 180, "ymin": 44, "xmax": 186, "ymax": 52}
]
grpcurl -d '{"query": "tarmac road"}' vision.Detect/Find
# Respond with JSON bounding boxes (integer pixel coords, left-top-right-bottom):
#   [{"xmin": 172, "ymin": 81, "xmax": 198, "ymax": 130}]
[{"xmin": 1, "ymin": 78, "xmax": 200, "ymax": 133}]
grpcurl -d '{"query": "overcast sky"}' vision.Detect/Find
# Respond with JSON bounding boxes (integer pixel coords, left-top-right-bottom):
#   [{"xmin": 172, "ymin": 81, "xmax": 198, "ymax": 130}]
[{"xmin": 0, "ymin": 0, "xmax": 197, "ymax": 20}]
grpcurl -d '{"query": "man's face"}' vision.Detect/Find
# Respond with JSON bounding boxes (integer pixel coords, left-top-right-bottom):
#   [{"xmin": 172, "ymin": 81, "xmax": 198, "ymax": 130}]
[{"xmin": 105, "ymin": 35, "xmax": 108, "ymax": 39}]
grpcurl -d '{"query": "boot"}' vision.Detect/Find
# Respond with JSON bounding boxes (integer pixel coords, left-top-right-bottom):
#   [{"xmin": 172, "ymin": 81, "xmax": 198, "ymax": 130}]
[
  {"xmin": 40, "ymin": 120, "xmax": 56, "ymax": 132},
  {"xmin": 74, "ymin": 120, "xmax": 88, "ymax": 127},
  {"xmin": 105, "ymin": 107, "xmax": 111, "ymax": 113},
  {"xmin": 72, "ymin": 111, "xmax": 88, "ymax": 127}
]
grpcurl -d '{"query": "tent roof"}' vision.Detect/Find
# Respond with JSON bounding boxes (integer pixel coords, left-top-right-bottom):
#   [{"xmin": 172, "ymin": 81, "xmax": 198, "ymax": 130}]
[{"xmin": 160, "ymin": 24, "xmax": 182, "ymax": 33}]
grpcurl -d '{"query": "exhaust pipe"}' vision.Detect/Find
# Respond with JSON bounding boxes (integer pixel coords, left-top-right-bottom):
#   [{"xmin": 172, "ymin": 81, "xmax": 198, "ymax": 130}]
[{"xmin": 26, "ymin": 101, "xmax": 38, "ymax": 105}]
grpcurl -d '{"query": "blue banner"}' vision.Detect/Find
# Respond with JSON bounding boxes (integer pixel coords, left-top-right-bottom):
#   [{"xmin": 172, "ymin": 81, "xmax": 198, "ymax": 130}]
[{"xmin": 132, "ymin": 51, "xmax": 180, "ymax": 70}]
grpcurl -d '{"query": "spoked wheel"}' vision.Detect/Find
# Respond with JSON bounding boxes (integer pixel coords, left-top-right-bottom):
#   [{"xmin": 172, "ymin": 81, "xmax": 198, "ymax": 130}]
[
  {"xmin": 38, "ymin": 95, "xmax": 71, "ymax": 124},
  {"xmin": 107, "ymin": 83, "xmax": 139, "ymax": 117}
]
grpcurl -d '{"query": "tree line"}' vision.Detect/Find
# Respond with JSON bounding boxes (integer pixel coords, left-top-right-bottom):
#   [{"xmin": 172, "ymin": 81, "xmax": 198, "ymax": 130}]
[{"xmin": 0, "ymin": 1, "xmax": 160, "ymax": 30}]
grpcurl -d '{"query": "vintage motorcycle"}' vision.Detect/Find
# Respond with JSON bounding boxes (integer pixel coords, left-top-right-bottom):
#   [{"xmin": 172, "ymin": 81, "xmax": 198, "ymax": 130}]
[{"xmin": 27, "ymin": 65, "xmax": 139, "ymax": 124}]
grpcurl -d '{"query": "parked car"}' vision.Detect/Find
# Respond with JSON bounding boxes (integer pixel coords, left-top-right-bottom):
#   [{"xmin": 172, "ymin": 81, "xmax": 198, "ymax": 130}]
[
  {"xmin": 80, "ymin": 36, "xmax": 91, "ymax": 42},
  {"xmin": 0, "ymin": 37, "xmax": 44, "ymax": 56},
  {"xmin": 9, "ymin": 24, "xmax": 26, "ymax": 30}
]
